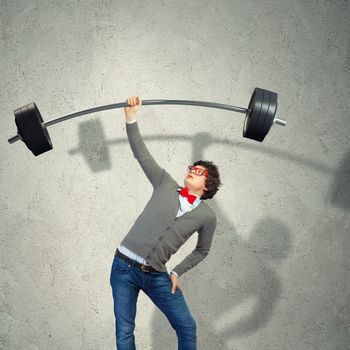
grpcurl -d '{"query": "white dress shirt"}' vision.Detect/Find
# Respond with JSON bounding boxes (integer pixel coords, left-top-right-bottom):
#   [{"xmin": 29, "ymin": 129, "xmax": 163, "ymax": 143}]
[{"xmin": 119, "ymin": 122, "xmax": 201, "ymax": 278}]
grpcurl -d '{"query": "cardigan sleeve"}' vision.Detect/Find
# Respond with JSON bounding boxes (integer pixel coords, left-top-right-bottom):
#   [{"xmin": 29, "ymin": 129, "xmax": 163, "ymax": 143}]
[
  {"xmin": 172, "ymin": 214, "xmax": 217, "ymax": 278},
  {"xmin": 126, "ymin": 120, "xmax": 165, "ymax": 188}
]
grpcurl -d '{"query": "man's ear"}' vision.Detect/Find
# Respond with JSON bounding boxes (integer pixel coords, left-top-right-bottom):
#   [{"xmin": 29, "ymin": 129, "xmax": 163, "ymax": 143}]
[
  {"xmin": 201, "ymin": 175, "xmax": 208, "ymax": 193},
  {"xmin": 203, "ymin": 180, "xmax": 208, "ymax": 192}
]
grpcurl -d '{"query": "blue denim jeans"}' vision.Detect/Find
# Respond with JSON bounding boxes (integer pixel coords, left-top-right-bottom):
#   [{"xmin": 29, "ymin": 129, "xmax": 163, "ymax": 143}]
[{"xmin": 110, "ymin": 254, "xmax": 197, "ymax": 350}]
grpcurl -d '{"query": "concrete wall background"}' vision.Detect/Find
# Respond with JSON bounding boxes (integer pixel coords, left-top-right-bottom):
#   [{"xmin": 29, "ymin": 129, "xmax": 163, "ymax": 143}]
[{"xmin": 1, "ymin": 0, "xmax": 349, "ymax": 349}]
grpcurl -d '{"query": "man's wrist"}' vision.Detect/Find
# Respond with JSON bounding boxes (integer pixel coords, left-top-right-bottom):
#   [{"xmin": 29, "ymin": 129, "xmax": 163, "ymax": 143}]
[
  {"xmin": 126, "ymin": 118, "xmax": 137, "ymax": 124},
  {"xmin": 170, "ymin": 270, "xmax": 178, "ymax": 278}
]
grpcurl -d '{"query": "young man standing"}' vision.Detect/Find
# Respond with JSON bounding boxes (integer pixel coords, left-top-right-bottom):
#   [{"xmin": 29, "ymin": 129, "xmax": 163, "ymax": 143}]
[{"xmin": 110, "ymin": 96, "xmax": 222, "ymax": 349}]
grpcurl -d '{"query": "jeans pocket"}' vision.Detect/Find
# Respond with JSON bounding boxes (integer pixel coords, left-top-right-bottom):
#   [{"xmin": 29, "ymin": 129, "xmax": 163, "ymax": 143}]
[{"xmin": 113, "ymin": 256, "xmax": 132, "ymax": 273}]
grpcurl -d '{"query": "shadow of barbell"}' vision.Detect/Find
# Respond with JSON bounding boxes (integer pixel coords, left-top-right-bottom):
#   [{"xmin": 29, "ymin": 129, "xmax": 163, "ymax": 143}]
[{"xmin": 67, "ymin": 118, "xmax": 349, "ymax": 211}]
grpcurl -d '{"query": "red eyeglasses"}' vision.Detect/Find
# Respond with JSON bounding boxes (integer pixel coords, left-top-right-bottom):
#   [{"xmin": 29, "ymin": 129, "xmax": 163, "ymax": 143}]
[{"xmin": 187, "ymin": 165, "xmax": 209, "ymax": 177}]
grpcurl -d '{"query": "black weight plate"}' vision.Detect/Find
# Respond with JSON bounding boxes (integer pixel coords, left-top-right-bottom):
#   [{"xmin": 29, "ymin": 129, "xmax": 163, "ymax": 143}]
[
  {"xmin": 245, "ymin": 88, "xmax": 263, "ymax": 138},
  {"xmin": 14, "ymin": 103, "xmax": 53, "ymax": 156},
  {"xmin": 243, "ymin": 87, "xmax": 264, "ymax": 141},
  {"xmin": 260, "ymin": 91, "xmax": 277, "ymax": 140},
  {"xmin": 25, "ymin": 103, "xmax": 48, "ymax": 155},
  {"xmin": 29, "ymin": 103, "xmax": 53, "ymax": 155},
  {"xmin": 243, "ymin": 89, "xmax": 255, "ymax": 137},
  {"xmin": 243, "ymin": 87, "xmax": 277, "ymax": 142},
  {"xmin": 14, "ymin": 105, "xmax": 36, "ymax": 151},
  {"xmin": 15, "ymin": 104, "xmax": 42, "ymax": 155},
  {"xmin": 250, "ymin": 89, "xmax": 271, "ymax": 138}
]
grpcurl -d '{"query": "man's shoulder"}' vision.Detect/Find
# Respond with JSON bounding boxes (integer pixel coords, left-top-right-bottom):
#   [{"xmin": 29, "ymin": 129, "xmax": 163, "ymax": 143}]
[
  {"xmin": 161, "ymin": 169, "xmax": 180, "ymax": 188},
  {"xmin": 203, "ymin": 203, "xmax": 216, "ymax": 220}
]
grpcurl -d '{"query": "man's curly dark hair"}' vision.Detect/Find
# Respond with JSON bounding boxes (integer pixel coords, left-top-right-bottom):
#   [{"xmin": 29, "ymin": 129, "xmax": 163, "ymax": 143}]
[{"xmin": 193, "ymin": 160, "xmax": 222, "ymax": 200}]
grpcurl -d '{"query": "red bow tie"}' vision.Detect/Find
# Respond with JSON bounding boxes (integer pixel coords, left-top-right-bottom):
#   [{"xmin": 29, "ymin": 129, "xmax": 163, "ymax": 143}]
[{"xmin": 179, "ymin": 187, "xmax": 197, "ymax": 204}]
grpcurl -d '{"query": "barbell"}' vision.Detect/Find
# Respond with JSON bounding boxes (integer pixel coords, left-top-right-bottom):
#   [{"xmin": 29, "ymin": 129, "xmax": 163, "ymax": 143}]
[{"xmin": 7, "ymin": 87, "xmax": 286, "ymax": 157}]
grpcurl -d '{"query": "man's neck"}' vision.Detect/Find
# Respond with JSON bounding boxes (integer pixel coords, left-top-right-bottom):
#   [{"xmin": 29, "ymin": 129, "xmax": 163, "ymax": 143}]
[{"xmin": 185, "ymin": 186, "xmax": 202, "ymax": 198}]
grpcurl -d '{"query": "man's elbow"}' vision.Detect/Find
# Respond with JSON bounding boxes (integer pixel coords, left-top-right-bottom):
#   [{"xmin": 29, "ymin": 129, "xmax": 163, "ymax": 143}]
[{"xmin": 195, "ymin": 247, "xmax": 210, "ymax": 257}]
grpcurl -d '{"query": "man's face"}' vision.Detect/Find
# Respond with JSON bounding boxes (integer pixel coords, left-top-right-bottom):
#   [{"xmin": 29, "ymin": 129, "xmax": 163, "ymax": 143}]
[{"xmin": 184, "ymin": 165, "xmax": 208, "ymax": 194}]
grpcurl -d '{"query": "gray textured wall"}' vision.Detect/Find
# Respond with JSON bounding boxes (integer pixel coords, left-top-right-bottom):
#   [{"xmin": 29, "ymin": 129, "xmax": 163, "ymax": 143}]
[{"xmin": 1, "ymin": 0, "xmax": 349, "ymax": 349}]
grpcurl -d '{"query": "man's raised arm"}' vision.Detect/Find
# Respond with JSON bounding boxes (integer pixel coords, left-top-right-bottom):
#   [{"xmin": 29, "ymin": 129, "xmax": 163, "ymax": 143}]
[{"xmin": 124, "ymin": 96, "xmax": 165, "ymax": 188}]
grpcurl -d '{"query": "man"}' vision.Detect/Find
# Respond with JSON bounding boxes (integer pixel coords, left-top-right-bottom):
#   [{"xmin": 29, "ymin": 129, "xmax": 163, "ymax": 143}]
[{"xmin": 110, "ymin": 96, "xmax": 222, "ymax": 350}]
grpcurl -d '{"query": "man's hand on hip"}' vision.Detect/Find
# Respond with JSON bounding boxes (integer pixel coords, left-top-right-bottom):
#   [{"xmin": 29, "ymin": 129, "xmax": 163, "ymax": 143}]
[{"xmin": 169, "ymin": 273, "xmax": 183, "ymax": 294}]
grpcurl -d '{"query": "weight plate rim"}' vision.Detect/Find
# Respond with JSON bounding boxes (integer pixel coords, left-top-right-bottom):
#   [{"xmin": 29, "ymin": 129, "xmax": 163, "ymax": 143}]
[
  {"xmin": 251, "ymin": 89, "xmax": 271, "ymax": 139},
  {"xmin": 243, "ymin": 87, "xmax": 264, "ymax": 139},
  {"xmin": 27, "ymin": 103, "xmax": 53, "ymax": 155},
  {"xmin": 260, "ymin": 91, "xmax": 278, "ymax": 137},
  {"xmin": 243, "ymin": 88, "xmax": 259, "ymax": 136},
  {"xmin": 32, "ymin": 102, "xmax": 53, "ymax": 150}
]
